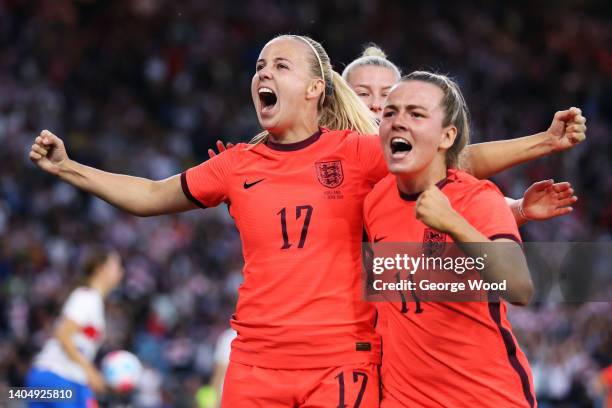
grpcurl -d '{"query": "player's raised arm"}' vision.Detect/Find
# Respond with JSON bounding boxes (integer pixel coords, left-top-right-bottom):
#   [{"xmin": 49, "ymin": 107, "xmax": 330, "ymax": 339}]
[
  {"xmin": 29, "ymin": 130, "xmax": 196, "ymax": 216},
  {"xmin": 464, "ymin": 107, "xmax": 587, "ymax": 179}
]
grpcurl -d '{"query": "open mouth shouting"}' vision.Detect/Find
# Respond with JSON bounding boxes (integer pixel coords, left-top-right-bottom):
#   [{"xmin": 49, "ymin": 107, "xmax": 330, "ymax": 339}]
[
  {"xmin": 258, "ymin": 87, "xmax": 278, "ymax": 117},
  {"xmin": 390, "ymin": 136, "xmax": 413, "ymax": 159}
]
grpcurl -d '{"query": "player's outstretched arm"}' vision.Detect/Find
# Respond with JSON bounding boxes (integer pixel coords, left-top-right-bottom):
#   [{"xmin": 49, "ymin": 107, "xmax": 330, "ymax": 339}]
[
  {"xmin": 507, "ymin": 179, "xmax": 577, "ymax": 226},
  {"xmin": 463, "ymin": 107, "xmax": 586, "ymax": 179},
  {"xmin": 29, "ymin": 130, "xmax": 197, "ymax": 216},
  {"xmin": 415, "ymin": 186, "xmax": 533, "ymax": 305}
]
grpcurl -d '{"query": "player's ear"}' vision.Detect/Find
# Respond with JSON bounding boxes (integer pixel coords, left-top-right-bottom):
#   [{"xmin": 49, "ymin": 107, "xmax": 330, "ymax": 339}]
[
  {"xmin": 439, "ymin": 125, "xmax": 457, "ymax": 150},
  {"xmin": 306, "ymin": 78, "xmax": 325, "ymax": 101}
]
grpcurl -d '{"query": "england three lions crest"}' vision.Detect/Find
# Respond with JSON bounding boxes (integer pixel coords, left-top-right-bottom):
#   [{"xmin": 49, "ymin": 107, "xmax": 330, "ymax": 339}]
[
  {"xmin": 422, "ymin": 228, "xmax": 447, "ymax": 257},
  {"xmin": 315, "ymin": 160, "xmax": 344, "ymax": 188}
]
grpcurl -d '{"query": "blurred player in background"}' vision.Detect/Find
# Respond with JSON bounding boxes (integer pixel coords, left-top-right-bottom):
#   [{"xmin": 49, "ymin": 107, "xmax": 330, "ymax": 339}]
[
  {"xmin": 29, "ymin": 35, "xmax": 585, "ymax": 407},
  {"xmin": 362, "ymin": 71, "xmax": 579, "ymax": 406},
  {"xmin": 26, "ymin": 248, "xmax": 123, "ymax": 408}
]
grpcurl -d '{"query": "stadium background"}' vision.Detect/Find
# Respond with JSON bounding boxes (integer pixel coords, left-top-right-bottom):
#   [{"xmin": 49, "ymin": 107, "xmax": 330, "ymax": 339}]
[{"xmin": 0, "ymin": 0, "xmax": 611, "ymax": 406}]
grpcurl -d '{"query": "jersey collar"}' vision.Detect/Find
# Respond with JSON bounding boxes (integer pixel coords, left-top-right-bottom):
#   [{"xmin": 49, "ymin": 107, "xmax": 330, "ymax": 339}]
[
  {"xmin": 397, "ymin": 173, "xmax": 452, "ymax": 202},
  {"xmin": 265, "ymin": 129, "xmax": 322, "ymax": 151}
]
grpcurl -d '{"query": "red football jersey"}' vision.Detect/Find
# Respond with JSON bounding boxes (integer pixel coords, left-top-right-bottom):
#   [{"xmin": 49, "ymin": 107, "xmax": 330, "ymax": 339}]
[
  {"xmin": 182, "ymin": 129, "xmax": 387, "ymax": 369},
  {"xmin": 364, "ymin": 169, "xmax": 536, "ymax": 407}
]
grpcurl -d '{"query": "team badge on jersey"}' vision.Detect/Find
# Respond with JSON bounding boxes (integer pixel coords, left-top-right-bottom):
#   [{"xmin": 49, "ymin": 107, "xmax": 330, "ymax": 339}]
[
  {"xmin": 315, "ymin": 160, "xmax": 344, "ymax": 188},
  {"xmin": 422, "ymin": 228, "xmax": 447, "ymax": 257}
]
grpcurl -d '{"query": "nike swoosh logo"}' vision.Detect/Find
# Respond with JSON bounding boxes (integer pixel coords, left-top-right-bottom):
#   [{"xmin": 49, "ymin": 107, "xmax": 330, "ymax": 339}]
[
  {"xmin": 244, "ymin": 178, "xmax": 265, "ymax": 189},
  {"xmin": 373, "ymin": 236, "xmax": 387, "ymax": 243}
]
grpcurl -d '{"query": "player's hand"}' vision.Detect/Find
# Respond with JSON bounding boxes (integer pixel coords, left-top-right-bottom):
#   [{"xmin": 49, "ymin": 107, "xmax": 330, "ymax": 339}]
[
  {"xmin": 84, "ymin": 364, "xmax": 107, "ymax": 394},
  {"xmin": 29, "ymin": 130, "xmax": 69, "ymax": 175},
  {"xmin": 208, "ymin": 140, "xmax": 234, "ymax": 158},
  {"xmin": 415, "ymin": 185, "xmax": 458, "ymax": 233},
  {"xmin": 547, "ymin": 107, "xmax": 587, "ymax": 152},
  {"xmin": 521, "ymin": 179, "xmax": 577, "ymax": 220}
]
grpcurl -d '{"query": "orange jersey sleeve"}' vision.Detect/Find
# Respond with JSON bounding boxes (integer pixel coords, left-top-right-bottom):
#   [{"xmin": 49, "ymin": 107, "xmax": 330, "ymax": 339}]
[
  {"xmin": 181, "ymin": 147, "xmax": 239, "ymax": 208},
  {"xmin": 353, "ymin": 133, "xmax": 388, "ymax": 187},
  {"xmin": 459, "ymin": 179, "xmax": 521, "ymax": 242}
]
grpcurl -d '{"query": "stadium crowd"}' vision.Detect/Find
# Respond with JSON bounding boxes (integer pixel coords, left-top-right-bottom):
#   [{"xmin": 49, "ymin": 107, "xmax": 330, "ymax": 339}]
[{"xmin": 1, "ymin": 0, "xmax": 610, "ymax": 406}]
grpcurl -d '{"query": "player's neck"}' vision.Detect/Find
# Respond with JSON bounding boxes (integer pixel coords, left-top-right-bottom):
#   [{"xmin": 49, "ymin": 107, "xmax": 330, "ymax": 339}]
[
  {"xmin": 396, "ymin": 159, "xmax": 447, "ymax": 196},
  {"xmin": 89, "ymin": 279, "xmax": 109, "ymax": 298},
  {"xmin": 268, "ymin": 119, "xmax": 319, "ymax": 144}
]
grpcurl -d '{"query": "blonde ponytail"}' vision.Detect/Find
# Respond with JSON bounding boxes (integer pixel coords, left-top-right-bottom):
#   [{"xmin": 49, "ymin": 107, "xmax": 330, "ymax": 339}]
[{"xmin": 319, "ymin": 71, "xmax": 377, "ymax": 135}]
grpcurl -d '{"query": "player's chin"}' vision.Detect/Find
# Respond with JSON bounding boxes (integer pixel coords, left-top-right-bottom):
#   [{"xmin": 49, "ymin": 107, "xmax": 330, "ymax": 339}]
[
  {"xmin": 386, "ymin": 157, "xmax": 417, "ymax": 175},
  {"xmin": 259, "ymin": 116, "xmax": 279, "ymax": 131},
  {"xmin": 256, "ymin": 111, "xmax": 271, "ymax": 128},
  {"xmin": 259, "ymin": 119, "xmax": 283, "ymax": 135},
  {"xmin": 387, "ymin": 162, "xmax": 411, "ymax": 175}
]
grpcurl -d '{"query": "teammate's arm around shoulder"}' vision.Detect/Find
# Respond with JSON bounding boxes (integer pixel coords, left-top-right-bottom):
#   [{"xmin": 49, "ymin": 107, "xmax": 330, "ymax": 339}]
[
  {"xmin": 415, "ymin": 184, "xmax": 533, "ymax": 305},
  {"xmin": 29, "ymin": 130, "xmax": 197, "ymax": 216}
]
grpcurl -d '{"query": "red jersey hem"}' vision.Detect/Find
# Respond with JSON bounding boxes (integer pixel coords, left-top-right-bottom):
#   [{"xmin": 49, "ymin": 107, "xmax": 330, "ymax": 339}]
[{"xmin": 229, "ymin": 349, "xmax": 381, "ymax": 370}]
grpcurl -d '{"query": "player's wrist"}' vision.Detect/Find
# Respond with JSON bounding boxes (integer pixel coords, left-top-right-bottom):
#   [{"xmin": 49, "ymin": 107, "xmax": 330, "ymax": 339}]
[
  {"xmin": 441, "ymin": 210, "xmax": 463, "ymax": 235},
  {"xmin": 510, "ymin": 198, "xmax": 529, "ymax": 225},
  {"xmin": 445, "ymin": 211, "xmax": 472, "ymax": 239},
  {"xmin": 517, "ymin": 198, "xmax": 532, "ymax": 222},
  {"xmin": 540, "ymin": 130, "xmax": 560, "ymax": 154},
  {"xmin": 57, "ymin": 158, "xmax": 76, "ymax": 179}
]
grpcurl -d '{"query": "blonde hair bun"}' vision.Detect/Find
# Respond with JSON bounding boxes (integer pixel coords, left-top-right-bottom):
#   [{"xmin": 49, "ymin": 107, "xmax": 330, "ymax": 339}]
[{"xmin": 361, "ymin": 45, "xmax": 388, "ymax": 59}]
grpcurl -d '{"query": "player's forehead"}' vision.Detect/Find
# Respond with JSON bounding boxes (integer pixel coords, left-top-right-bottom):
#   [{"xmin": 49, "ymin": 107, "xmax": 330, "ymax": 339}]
[
  {"xmin": 385, "ymin": 80, "xmax": 444, "ymax": 110},
  {"xmin": 349, "ymin": 65, "xmax": 397, "ymax": 89},
  {"xmin": 258, "ymin": 37, "xmax": 310, "ymax": 64}
]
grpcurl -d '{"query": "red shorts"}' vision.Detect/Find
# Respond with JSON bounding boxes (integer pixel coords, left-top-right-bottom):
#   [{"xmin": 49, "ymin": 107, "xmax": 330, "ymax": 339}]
[{"xmin": 221, "ymin": 361, "xmax": 380, "ymax": 408}]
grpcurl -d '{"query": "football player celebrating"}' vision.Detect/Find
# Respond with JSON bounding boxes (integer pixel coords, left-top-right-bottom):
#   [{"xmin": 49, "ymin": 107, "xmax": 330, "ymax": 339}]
[
  {"xmin": 30, "ymin": 35, "xmax": 584, "ymax": 407},
  {"xmin": 362, "ymin": 71, "xmax": 572, "ymax": 407}
]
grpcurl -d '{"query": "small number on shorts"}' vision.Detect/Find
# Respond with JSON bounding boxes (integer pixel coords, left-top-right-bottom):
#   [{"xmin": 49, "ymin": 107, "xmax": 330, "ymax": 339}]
[{"xmin": 336, "ymin": 371, "xmax": 369, "ymax": 408}]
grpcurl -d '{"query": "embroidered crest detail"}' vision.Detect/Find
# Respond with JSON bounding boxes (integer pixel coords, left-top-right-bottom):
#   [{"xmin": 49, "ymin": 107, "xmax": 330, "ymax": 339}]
[
  {"xmin": 315, "ymin": 160, "xmax": 344, "ymax": 188},
  {"xmin": 422, "ymin": 228, "xmax": 447, "ymax": 257}
]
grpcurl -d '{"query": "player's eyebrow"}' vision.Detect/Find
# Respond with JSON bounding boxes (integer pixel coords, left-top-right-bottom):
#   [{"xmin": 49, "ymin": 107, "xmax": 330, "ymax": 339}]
[
  {"xmin": 405, "ymin": 104, "xmax": 428, "ymax": 110},
  {"xmin": 256, "ymin": 57, "xmax": 292, "ymax": 64},
  {"xmin": 385, "ymin": 103, "xmax": 428, "ymax": 111},
  {"xmin": 383, "ymin": 103, "xmax": 398, "ymax": 111}
]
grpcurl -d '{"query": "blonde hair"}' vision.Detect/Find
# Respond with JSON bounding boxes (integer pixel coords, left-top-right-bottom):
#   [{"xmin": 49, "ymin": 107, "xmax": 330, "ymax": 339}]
[
  {"xmin": 341, "ymin": 44, "xmax": 402, "ymax": 82},
  {"xmin": 401, "ymin": 71, "xmax": 470, "ymax": 168},
  {"xmin": 250, "ymin": 35, "xmax": 377, "ymax": 144}
]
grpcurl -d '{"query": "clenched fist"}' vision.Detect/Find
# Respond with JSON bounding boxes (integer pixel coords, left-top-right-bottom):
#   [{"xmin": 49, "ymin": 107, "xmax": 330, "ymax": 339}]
[
  {"xmin": 547, "ymin": 107, "xmax": 587, "ymax": 152},
  {"xmin": 29, "ymin": 129, "xmax": 69, "ymax": 175},
  {"xmin": 415, "ymin": 186, "xmax": 459, "ymax": 233}
]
